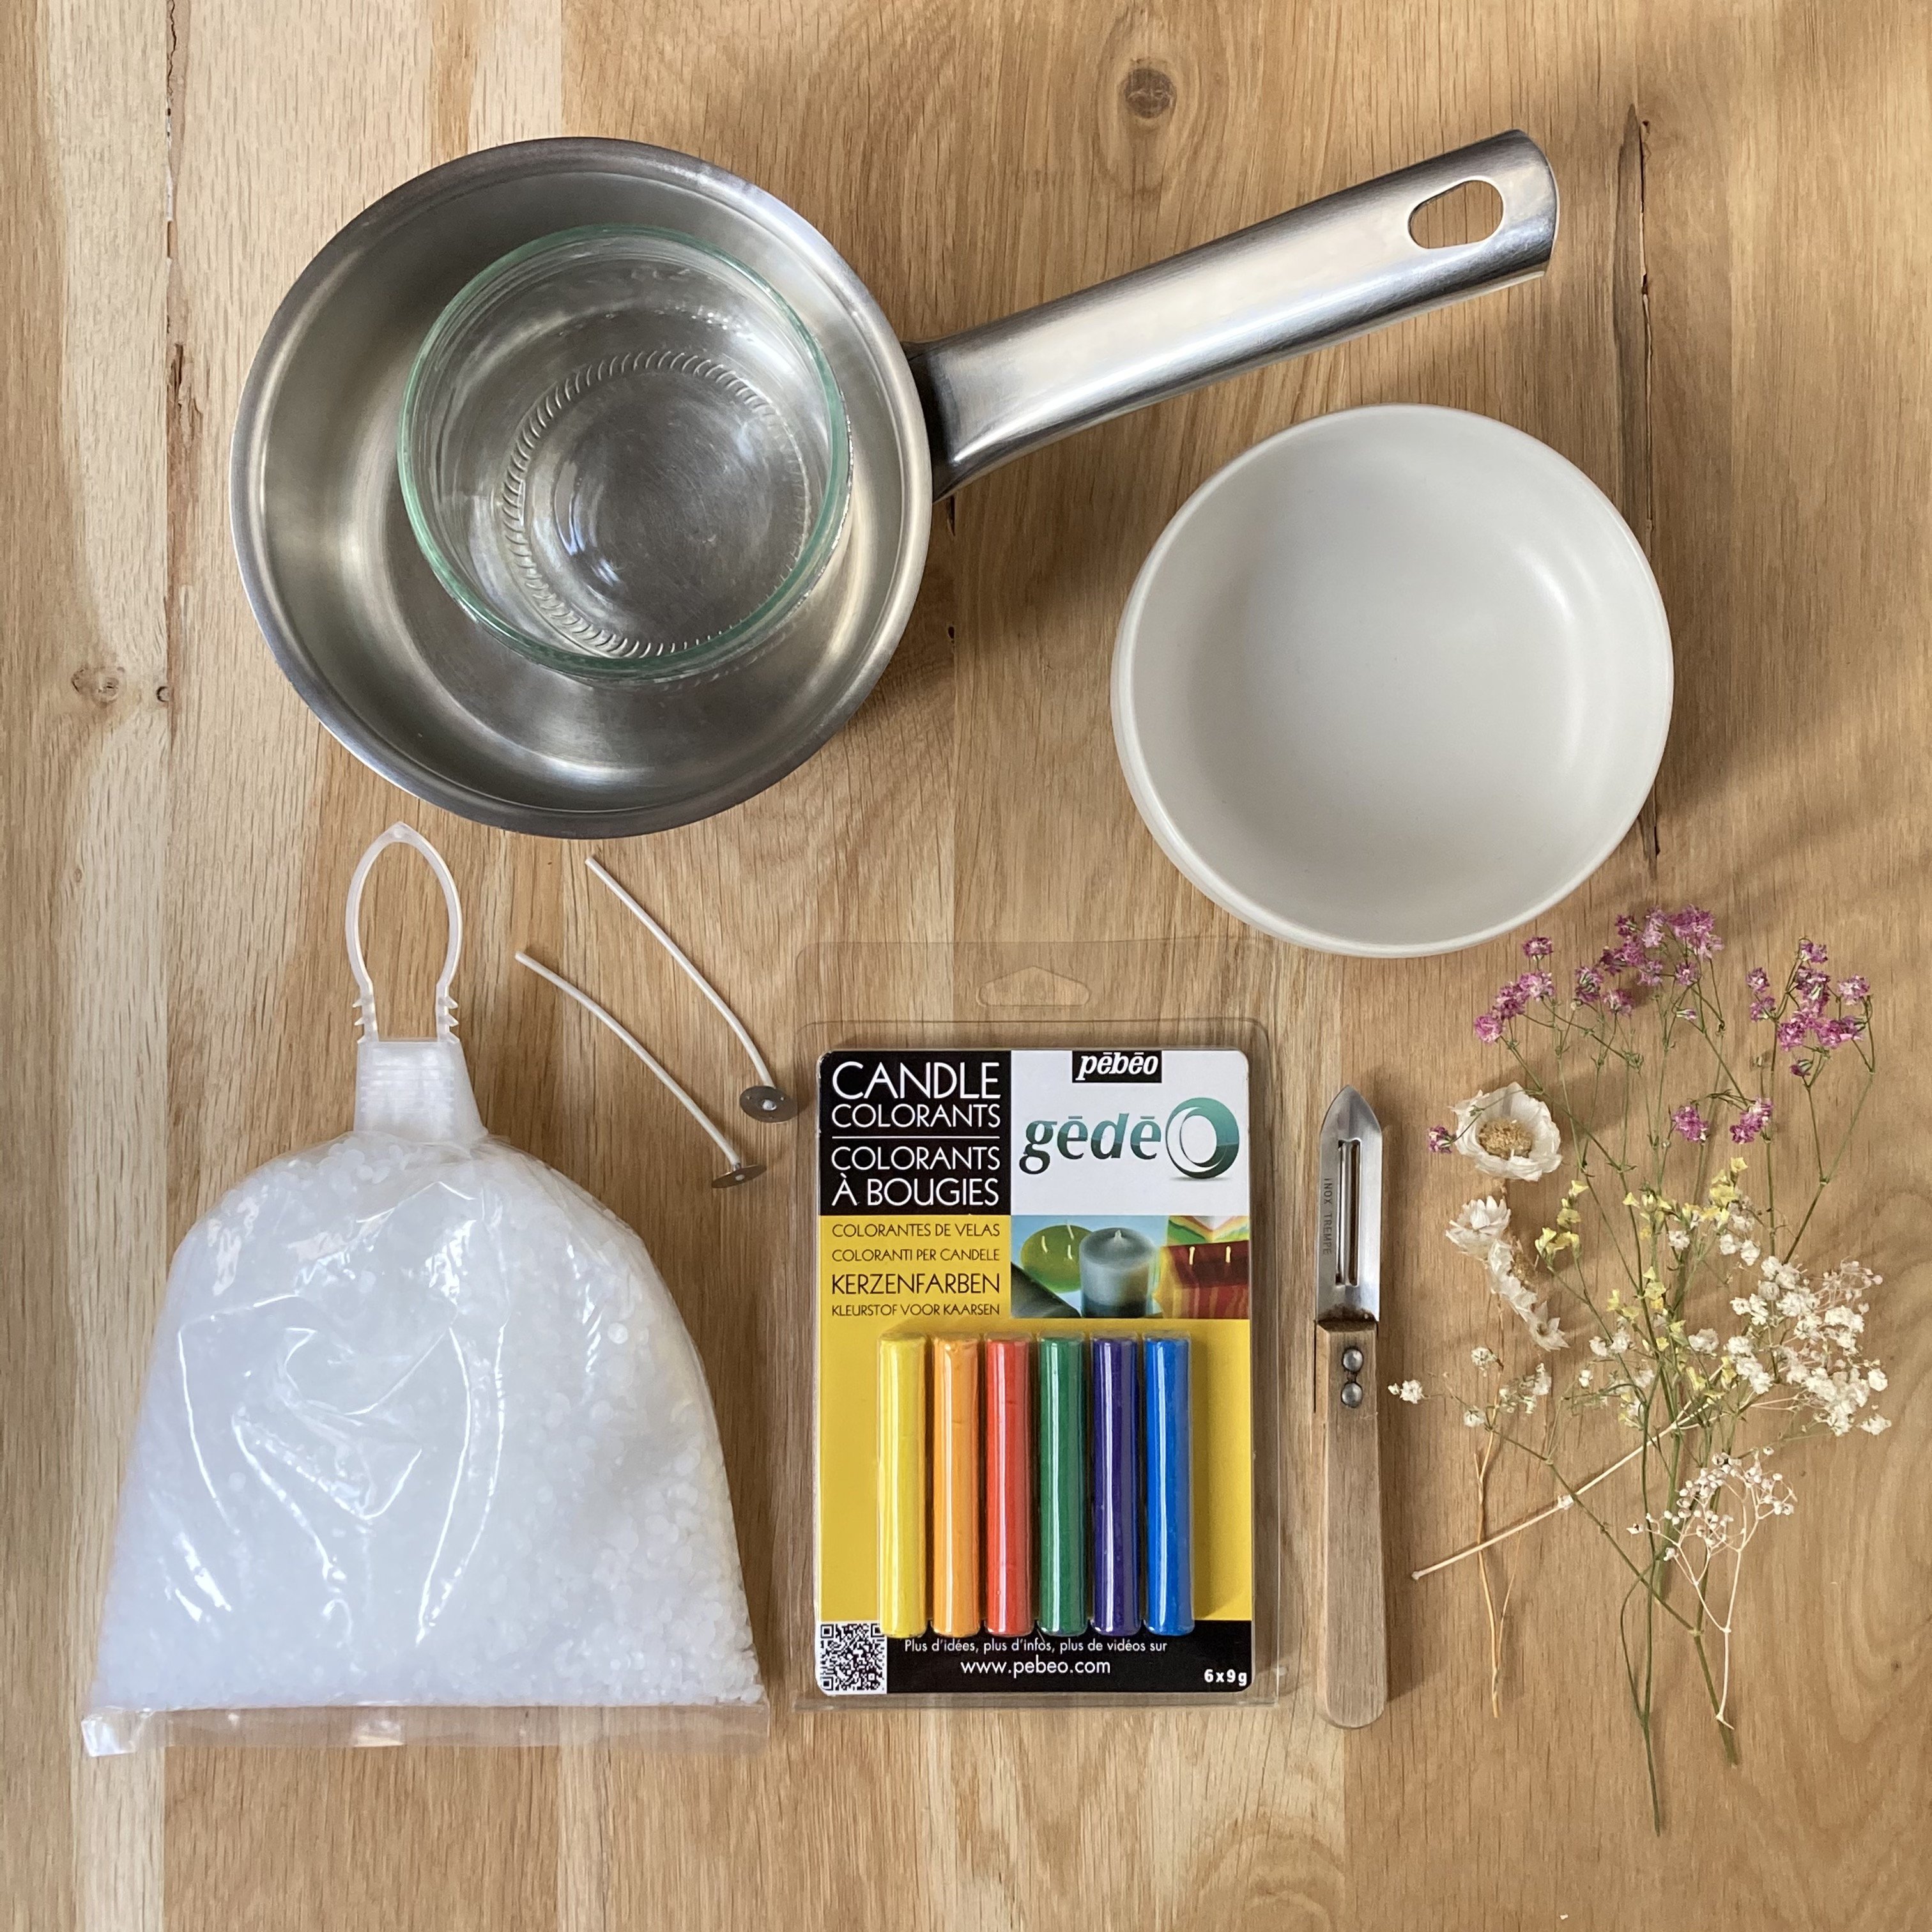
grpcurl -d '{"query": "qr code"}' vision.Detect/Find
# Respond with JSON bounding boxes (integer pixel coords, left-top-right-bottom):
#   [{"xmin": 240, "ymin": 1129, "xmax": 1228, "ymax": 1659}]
[{"xmin": 816, "ymin": 1621, "xmax": 887, "ymax": 1695}]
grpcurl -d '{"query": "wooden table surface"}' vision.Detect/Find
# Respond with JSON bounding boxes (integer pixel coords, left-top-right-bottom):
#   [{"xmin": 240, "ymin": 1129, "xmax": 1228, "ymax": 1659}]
[{"xmin": 8, "ymin": 0, "xmax": 1929, "ymax": 1925}]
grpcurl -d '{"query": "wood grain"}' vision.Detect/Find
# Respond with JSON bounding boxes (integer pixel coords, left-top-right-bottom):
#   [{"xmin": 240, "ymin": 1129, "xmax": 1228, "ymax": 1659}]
[{"xmin": 3, "ymin": 0, "xmax": 1928, "ymax": 1927}]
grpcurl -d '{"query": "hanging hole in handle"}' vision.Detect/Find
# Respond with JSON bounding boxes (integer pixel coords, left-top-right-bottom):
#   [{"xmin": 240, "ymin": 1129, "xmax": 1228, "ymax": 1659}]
[
  {"xmin": 977, "ymin": 967, "xmax": 1092, "ymax": 1009},
  {"xmin": 1408, "ymin": 178, "xmax": 1505, "ymax": 249}
]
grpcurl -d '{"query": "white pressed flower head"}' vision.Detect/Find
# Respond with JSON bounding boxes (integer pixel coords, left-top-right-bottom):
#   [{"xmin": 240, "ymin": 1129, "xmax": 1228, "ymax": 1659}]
[
  {"xmin": 1687, "ymin": 1329, "xmax": 1718, "ymax": 1354},
  {"xmin": 1529, "ymin": 1363, "xmax": 1552, "ymax": 1397},
  {"xmin": 1861, "ymin": 1414, "xmax": 1892, "ymax": 1435},
  {"xmin": 1448, "ymin": 1195, "xmax": 1513, "ymax": 1257},
  {"xmin": 1867, "ymin": 1367, "xmax": 1888, "ymax": 1392},
  {"xmin": 1527, "ymin": 1309, "xmax": 1568, "ymax": 1351},
  {"xmin": 1589, "ymin": 1335, "xmax": 1611, "ymax": 1358},
  {"xmin": 1609, "ymin": 1328, "xmax": 1632, "ymax": 1355},
  {"xmin": 1462, "ymin": 1407, "xmax": 1485, "ymax": 1429},
  {"xmin": 1555, "ymin": 1493, "xmax": 1574, "ymax": 1510},
  {"xmin": 1740, "ymin": 1242, "xmax": 1761, "ymax": 1266},
  {"xmin": 1577, "ymin": 1366, "xmax": 1594, "ymax": 1388},
  {"xmin": 1718, "ymin": 1232, "xmax": 1738, "ymax": 1255},
  {"xmin": 1471, "ymin": 1345, "xmax": 1497, "ymax": 1367},
  {"xmin": 1668, "ymin": 1228, "xmax": 1690, "ymax": 1254},
  {"xmin": 1452, "ymin": 1084, "xmax": 1564, "ymax": 1181},
  {"xmin": 1389, "ymin": 1379, "xmax": 1425, "ymax": 1404}
]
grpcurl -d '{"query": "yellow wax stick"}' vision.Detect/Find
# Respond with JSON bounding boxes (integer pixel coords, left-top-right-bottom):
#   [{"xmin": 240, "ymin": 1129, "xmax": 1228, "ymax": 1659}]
[
  {"xmin": 877, "ymin": 1335, "xmax": 929, "ymax": 1639},
  {"xmin": 931, "ymin": 1337, "xmax": 983, "ymax": 1637}
]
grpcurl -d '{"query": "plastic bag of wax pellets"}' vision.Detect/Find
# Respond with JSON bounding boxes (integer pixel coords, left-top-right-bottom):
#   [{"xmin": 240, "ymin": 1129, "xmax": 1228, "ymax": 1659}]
[{"xmin": 83, "ymin": 827, "xmax": 763, "ymax": 1754}]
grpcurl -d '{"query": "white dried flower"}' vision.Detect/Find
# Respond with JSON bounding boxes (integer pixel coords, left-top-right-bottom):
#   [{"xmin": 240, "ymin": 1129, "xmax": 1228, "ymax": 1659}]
[
  {"xmin": 1668, "ymin": 1228, "xmax": 1690, "ymax": 1254},
  {"xmin": 1555, "ymin": 1492, "xmax": 1574, "ymax": 1510},
  {"xmin": 1452, "ymin": 1084, "xmax": 1563, "ymax": 1180},
  {"xmin": 1471, "ymin": 1345, "xmax": 1497, "ymax": 1367},
  {"xmin": 1448, "ymin": 1196, "xmax": 1513, "ymax": 1257},
  {"xmin": 1861, "ymin": 1415, "xmax": 1892, "ymax": 1436},
  {"xmin": 1389, "ymin": 1379, "xmax": 1424, "ymax": 1404},
  {"xmin": 1577, "ymin": 1367, "xmax": 1594, "ymax": 1389},
  {"xmin": 1609, "ymin": 1328, "xmax": 1632, "ymax": 1356},
  {"xmin": 1740, "ymin": 1241, "xmax": 1761, "ymax": 1266},
  {"xmin": 1462, "ymin": 1407, "xmax": 1485, "ymax": 1429},
  {"xmin": 1687, "ymin": 1329, "xmax": 1718, "ymax": 1354},
  {"xmin": 1589, "ymin": 1335, "xmax": 1611, "ymax": 1358},
  {"xmin": 1527, "ymin": 1309, "xmax": 1568, "ymax": 1351}
]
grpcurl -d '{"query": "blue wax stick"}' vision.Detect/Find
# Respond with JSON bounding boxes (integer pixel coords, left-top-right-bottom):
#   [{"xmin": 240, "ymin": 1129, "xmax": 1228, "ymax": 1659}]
[
  {"xmin": 1143, "ymin": 1337, "xmax": 1193, "ymax": 1636},
  {"xmin": 1091, "ymin": 1338, "xmax": 1140, "ymax": 1636}
]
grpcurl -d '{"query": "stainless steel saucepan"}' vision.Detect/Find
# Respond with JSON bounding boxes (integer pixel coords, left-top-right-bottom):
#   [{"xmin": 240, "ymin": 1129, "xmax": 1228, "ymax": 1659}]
[{"xmin": 233, "ymin": 133, "xmax": 1557, "ymax": 837}]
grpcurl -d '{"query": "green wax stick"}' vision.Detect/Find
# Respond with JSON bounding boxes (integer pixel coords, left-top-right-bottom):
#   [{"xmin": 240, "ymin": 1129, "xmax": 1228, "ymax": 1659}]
[{"xmin": 1037, "ymin": 1337, "xmax": 1088, "ymax": 1634}]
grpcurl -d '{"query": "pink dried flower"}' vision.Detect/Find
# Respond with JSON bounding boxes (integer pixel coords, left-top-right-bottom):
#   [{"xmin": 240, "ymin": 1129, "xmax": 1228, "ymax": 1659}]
[
  {"xmin": 1574, "ymin": 967, "xmax": 1604, "ymax": 1008},
  {"xmin": 1428, "ymin": 1125, "xmax": 1454, "ymax": 1153},
  {"xmin": 1475, "ymin": 1011, "xmax": 1505, "ymax": 1044},
  {"xmin": 1637, "ymin": 958, "xmax": 1665, "ymax": 989},
  {"xmin": 1674, "ymin": 959, "xmax": 1700, "ymax": 986},
  {"xmin": 1798, "ymin": 939, "xmax": 1828, "ymax": 967},
  {"xmin": 1814, "ymin": 1016, "xmax": 1866, "ymax": 1050},
  {"xmin": 1616, "ymin": 914, "xmax": 1639, "ymax": 940},
  {"xmin": 1750, "ymin": 995, "xmax": 1777, "ymax": 1021},
  {"xmin": 1837, "ymin": 976, "xmax": 1870, "ymax": 1004},
  {"xmin": 1775, "ymin": 1017, "xmax": 1809, "ymax": 1051},
  {"xmin": 1731, "ymin": 1098, "xmax": 1773, "ymax": 1144},
  {"xmin": 1745, "ymin": 966, "xmax": 1772, "ymax": 995},
  {"xmin": 1641, "ymin": 908, "xmax": 1667, "ymax": 949},
  {"xmin": 1522, "ymin": 935, "xmax": 1554, "ymax": 960},
  {"xmin": 1518, "ymin": 970, "xmax": 1554, "ymax": 1003},
  {"xmin": 1668, "ymin": 907, "xmax": 1722, "ymax": 957},
  {"xmin": 1671, "ymin": 1103, "xmax": 1710, "ymax": 1143},
  {"xmin": 1606, "ymin": 988, "xmax": 1634, "ymax": 1014}
]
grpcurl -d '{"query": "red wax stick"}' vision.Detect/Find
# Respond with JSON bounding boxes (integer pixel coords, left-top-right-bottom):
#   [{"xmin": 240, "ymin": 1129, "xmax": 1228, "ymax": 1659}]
[{"xmin": 984, "ymin": 1338, "xmax": 1035, "ymax": 1636}]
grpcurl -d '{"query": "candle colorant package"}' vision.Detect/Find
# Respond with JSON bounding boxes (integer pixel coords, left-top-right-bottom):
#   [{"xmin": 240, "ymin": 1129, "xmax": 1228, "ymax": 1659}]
[{"xmin": 809, "ymin": 1044, "xmax": 1269, "ymax": 1706}]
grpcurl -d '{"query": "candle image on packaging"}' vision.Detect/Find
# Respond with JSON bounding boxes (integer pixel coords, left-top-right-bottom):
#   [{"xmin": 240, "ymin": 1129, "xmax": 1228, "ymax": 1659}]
[
  {"xmin": 1143, "ymin": 1337, "xmax": 1193, "ymax": 1636},
  {"xmin": 1036, "ymin": 1336, "xmax": 1087, "ymax": 1636},
  {"xmin": 1080, "ymin": 1225, "xmax": 1156, "ymax": 1316},
  {"xmin": 876, "ymin": 1335, "xmax": 928, "ymax": 1639},
  {"xmin": 815, "ymin": 1045, "xmax": 1257, "ymax": 1700},
  {"xmin": 984, "ymin": 1338, "xmax": 1034, "ymax": 1636},
  {"xmin": 1091, "ymin": 1338, "xmax": 1141, "ymax": 1636},
  {"xmin": 931, "ymin": 1338, "xmax": 983, "ymax": 1638}
]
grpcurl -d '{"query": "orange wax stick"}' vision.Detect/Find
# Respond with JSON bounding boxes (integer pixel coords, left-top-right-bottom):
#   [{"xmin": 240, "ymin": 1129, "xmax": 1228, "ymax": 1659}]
[
  {"xmin": 984, "ymin": 1338, "xmax": 1034, "ymax": 1636},
  {"xmin": 931, "ymin": 1338, "xmax": 982, "ymax": 1637}
]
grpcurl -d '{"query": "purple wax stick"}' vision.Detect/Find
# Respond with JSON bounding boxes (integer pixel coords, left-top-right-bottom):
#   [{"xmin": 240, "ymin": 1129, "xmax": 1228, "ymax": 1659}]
[{"xmin": 1091, "ymin": 1337, "xmax": 1140, "ymax": 1636}]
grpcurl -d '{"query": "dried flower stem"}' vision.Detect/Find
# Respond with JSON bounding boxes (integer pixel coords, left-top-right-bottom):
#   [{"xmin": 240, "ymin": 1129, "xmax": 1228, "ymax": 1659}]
[{"xmin": 1412, "ymin": 1439, "xmax": 1651, "ymax": 1579}]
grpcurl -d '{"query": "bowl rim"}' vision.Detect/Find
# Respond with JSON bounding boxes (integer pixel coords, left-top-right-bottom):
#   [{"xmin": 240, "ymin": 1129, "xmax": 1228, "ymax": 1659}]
[
  {"xmin": 1110, "ymin": 403, "xmax": 1675, "ymax": 958},
  {"xmin": 395, "ymin": 220, "xmax": 854, "ymax": 680}
]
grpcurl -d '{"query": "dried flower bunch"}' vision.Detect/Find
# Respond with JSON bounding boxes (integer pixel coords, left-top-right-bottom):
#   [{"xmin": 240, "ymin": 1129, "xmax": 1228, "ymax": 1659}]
[{"xmin": 1399, "ymin": 908, "xmax": 1884, "ymax": 1828}]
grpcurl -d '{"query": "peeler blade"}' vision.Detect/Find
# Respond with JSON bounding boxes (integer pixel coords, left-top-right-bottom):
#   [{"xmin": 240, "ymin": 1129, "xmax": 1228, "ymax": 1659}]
[{"xmin": 1316, "ymin": 1087, "xmax": 1382, "ymax": 1325}]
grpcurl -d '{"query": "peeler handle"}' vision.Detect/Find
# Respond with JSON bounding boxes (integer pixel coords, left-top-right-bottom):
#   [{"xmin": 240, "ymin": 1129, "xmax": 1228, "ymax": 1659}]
[
  {"xmin": 905, "ymin": 130, "xmax": 1558, "ymax": 499},
  {"xmin": 1317, "ymin": 1317, "xmax": 1388, "ymax": 1728}
]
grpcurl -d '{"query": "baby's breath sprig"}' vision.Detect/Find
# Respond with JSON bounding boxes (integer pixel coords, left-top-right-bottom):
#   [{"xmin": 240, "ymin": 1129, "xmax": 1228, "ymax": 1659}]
[{"xmin": 1404, "ymin": 912, "xmax": 1885, "ymax": 1830}]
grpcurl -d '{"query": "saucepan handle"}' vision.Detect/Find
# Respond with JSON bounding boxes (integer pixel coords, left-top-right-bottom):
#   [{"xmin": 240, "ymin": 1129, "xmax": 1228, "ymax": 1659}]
[{"xmin": 905, "ymin": 129, "xmax": 1558, "ymax": 500}]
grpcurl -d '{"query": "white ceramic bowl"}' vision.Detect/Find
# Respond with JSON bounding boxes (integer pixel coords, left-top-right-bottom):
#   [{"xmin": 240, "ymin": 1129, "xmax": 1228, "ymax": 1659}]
[{"xmin": 1112, "ymin": 404, "xmax": 1673, "ymax": 956}]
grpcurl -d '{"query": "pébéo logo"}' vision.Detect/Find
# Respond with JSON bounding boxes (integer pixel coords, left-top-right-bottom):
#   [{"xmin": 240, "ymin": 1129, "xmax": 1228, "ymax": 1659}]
[{"xmin": 1070, "ymin": 1049, "xmax": 1163, "ymax": 1083}]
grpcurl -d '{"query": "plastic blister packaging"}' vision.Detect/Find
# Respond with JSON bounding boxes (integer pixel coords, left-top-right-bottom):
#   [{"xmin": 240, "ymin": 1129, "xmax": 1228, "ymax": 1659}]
[
  {"xmin": 790, "ymin": 940, "xmax": 1285, "ymax": 1711},
  {"xmin": 84, "ymin": 826, "xmax": 763, "ymax": 1753}
]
